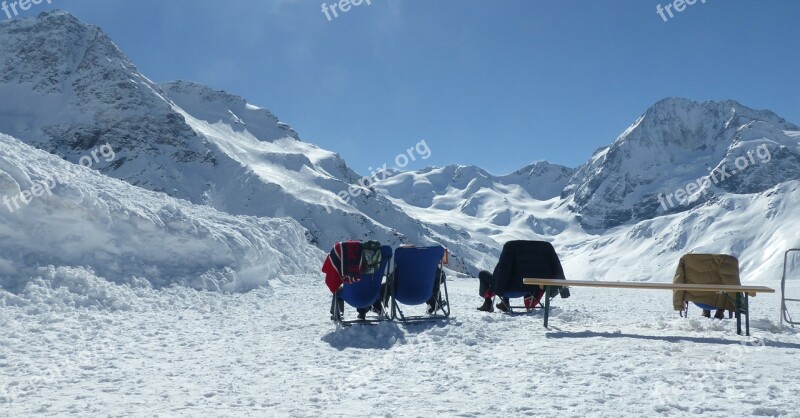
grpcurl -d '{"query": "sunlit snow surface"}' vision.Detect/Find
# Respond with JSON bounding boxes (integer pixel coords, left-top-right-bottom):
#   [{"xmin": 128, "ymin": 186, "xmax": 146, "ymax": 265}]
[{"xmin": 2, "ymin": 275, "xmax": 799, "ymax": 416}]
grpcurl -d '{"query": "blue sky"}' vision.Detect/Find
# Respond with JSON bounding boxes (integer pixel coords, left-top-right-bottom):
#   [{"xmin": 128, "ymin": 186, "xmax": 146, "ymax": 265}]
[{"xmin": 10, "ymin": 0, "xmax": 800, "ymax": 175}]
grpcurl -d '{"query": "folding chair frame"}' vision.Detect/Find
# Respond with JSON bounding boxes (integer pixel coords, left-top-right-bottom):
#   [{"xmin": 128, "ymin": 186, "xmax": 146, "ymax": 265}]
[
  {"xmin": 330, "ymin": 254, "xmax": 393, "ymax": 327},
  {"xmin": 721, "ymin": 292, "xmax": 751, "ymax": 336},
  {"xmin": 389, "ymin": 265, "xmax": 451, "ymax": 322},
  {"xmin": 330, "ymin": 290, "xmax": 390, "ymax": 326},
  {"xmin": 684, "ymin": 289, "xmax": 754, "ymax": 336},
  {"xmin": 660, "ymin": 292, "xmax": 752, "ymax": 336},
  {"xmin": 493, "ymin": 291, "xmax": 553, "ymax": 315},
  {"xmin": 782, "ymin": 249, "xmax": 800, "ymax": 327}
]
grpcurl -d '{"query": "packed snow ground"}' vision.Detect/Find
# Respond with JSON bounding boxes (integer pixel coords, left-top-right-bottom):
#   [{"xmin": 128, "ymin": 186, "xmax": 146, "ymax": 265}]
[{"xmin": 2, "ymin": 271, "xmax": 800, "ymax": 417}]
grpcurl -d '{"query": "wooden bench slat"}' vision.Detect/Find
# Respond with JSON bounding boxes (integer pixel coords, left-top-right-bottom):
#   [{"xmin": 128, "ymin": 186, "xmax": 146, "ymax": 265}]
[
  {"xmin": 522, "ymin": 278, "xmax": 775, "ymax": 294},
  {"xmin": 523, "ymin": 278, "xmax": 772, "ymax": 336}
]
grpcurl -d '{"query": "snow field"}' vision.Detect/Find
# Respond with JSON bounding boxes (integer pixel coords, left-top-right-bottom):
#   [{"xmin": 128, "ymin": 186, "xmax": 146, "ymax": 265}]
[{"xmin": 2, "ymin": 273, "xmax": 799, "ymax": 417}]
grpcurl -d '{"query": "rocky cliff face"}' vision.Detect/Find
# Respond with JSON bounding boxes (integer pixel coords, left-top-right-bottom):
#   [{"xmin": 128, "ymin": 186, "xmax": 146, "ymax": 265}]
[{"xmin": 0, "ymin": 11, "xmax": 216, "ymax": 198}]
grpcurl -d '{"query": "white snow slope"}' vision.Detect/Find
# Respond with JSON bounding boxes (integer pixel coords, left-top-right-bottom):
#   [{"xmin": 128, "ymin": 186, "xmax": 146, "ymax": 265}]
[{"xmin": 0, "ymin": 133, "xmax": 322, "ymax": 292}]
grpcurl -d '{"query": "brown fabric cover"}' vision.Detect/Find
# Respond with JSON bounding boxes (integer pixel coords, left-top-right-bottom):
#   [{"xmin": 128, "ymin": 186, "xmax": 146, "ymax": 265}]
[{"xmin": 672, "ymin": 254, "xmax": 741, "ymax": 311}]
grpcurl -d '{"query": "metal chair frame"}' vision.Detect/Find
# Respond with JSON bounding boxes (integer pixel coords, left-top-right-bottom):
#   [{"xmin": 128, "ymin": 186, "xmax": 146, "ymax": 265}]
[{"xmin": 781, "ymin": 249, "xmax": 800, "ymax": 326}]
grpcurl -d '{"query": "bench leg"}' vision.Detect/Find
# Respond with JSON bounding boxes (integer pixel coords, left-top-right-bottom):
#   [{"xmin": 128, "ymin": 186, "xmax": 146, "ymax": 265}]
[
  {"xmin": 745, "ymin": 293, "xmax": 750, "ymax": 337},
  {"xmin": 543, "ymin": 285, "xmax": 550, "ymax": 328},
  {"xmin": 736, "ymin": 293, "xmax": 742, "ymax": 336}
]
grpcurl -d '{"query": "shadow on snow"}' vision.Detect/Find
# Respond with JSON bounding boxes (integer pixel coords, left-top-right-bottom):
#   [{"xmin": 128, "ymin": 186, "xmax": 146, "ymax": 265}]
[{"xmin": 546, "ymin": 330, "xmax": 800, "ymax": 350}]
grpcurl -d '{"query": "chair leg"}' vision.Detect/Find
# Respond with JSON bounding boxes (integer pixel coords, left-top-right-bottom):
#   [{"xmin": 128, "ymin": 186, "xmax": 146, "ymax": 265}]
[
  {"xmin": 735, "ymin": 293, "xmax": 742, "ymax": 336},
  {"xmin": 394, "ymin": 302, "xmax": 406, "ymax": 321},
  {"xmin": 543, "ymin": 286, "xmax": 551, "ymax": 328},
  {"xmin": 429, "ymin": 271, "xmax": 449, "ymax": 317},
  {"xmin": 441, "ymin": 278, "xmax": 451, "ymax": 317},
  {"xmin": 330, "ymin": 293, "xmax": 336, "ymax": 322},
  {"xmin": 745, "ymin": 293, "xmax": 750, "ymax": 337},
  {"xmin": 388, "ymin": 273, "xmax": 396, "ymax": 320},
  {"xmin": 390, "ymin": 291, "xmax": 397, "ymax": 321},
  {"xmin": 390, "ymin": 277, "xmax": 407, "ymax": 321},
  {"xmin": 331, "ymin": 292, "xmax": 344, "ymax": 323}
]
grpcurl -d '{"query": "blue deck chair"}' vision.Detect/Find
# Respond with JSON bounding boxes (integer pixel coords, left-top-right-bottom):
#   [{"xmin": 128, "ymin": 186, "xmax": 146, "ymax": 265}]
[
  {"xmin": 491, "ymin": 240, "xmax": 569, "ymax": 314},
  {"xmin": 330, "ymin": 245, "xmax": 393, "ymax": 325},
  {"xmin": 389, "ymin": 245, "xmax": 450, "ymax": 322}
]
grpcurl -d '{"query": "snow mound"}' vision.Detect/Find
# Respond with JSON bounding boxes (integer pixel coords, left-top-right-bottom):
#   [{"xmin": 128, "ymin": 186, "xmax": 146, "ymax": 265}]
[{"xmin": 0, "ymin": 133, "xmax": 322, "ymax": 293}]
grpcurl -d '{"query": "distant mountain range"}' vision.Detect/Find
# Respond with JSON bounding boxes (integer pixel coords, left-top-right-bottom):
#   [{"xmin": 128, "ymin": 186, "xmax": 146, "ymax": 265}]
[{"xmin": 2, "ymin": 10, "xmax": 799, "ymax": 283}]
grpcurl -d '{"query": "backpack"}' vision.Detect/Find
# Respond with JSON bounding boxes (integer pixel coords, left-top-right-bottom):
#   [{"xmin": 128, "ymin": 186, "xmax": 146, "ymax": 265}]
[{"xmin": 361, "ymin": 241, "xmax": 382, "ymax": 275}]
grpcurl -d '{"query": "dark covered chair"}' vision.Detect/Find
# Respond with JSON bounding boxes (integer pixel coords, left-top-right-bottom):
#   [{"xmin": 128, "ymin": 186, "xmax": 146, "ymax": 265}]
[
  {"xmin": 673, "ymin": 253, "xmax": 740, "ymax": 319},
  {"xmin": 478, "ymin": 240, "xmax": 569, "ymax": 313}
]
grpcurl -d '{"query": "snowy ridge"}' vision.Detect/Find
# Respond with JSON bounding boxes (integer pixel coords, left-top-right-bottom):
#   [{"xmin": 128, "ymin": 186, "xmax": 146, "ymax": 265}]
[
  {"xmin": 377, "ymin": 166, "xmax": 800, "ymax": 283},
  {"xmin": 0, "ymin": 12, "xmax": 456, "ymax": 271},
  {"xmin": 0, "ymin": 133, "xmax": 322, "ymax": 293},
  {"xmin": 375, "ymin": 98, "xmax": 800, "ymax": 281},
  {"xmin": 565, "ymin": 98, "xmax": 800, "ymax": 229},
  {"xmin": 2, "ymin": 11, "xmax": 800, "ymax": 283},
  {"xmin": 160, "ymin": 81, "xmax": 300, "ymax": 142},
  {"xmin": 374, "ymin": 163, "xmax": 581, "ymax": 273},
  {"xmin": 157, "ymin": 81, "xmax": 458, "ymax": 268},
  {"xmin": 376, "ymin": 162, "xmax": 574, "ymax": 209}
]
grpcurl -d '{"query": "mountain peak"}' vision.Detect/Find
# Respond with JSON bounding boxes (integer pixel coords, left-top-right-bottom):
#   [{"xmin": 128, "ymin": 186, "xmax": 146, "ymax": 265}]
[
  {"xmin": 510, "ymin": 160, "xmax": 573, "ymax": 176},
  {"xmin": 0, "ymin": 8, "xmax": 131, "ymax": 95},
  {"xmin": 566, "ymin": 97, "xmax": 800, "ymax": 229},
  {"xmin": 642, "ymin": 98, "xmax": 798, "ymax": 132},
  {"xmin": 35, "ymin": 9, "xmax": 79, "ymax": 21},
  {"xmin": 159, "ymin": 80, "xmax": 300, "ymax": 141}
]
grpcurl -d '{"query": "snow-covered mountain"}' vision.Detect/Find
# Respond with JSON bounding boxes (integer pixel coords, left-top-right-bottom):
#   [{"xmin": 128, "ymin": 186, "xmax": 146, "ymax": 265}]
[
  {"xmin": 0, "ymin": 11, "xmax": 584, "ymax": 275},
  {"xmin": 565, "ymin": 98, "xmax": 800, "ymax": 229},
  {"xmin": 0, "ymin": 10, "xmax": 446, "ymax": 268},
  {"xmin": 2, "ymin": 11, "xmax": 800, "ymax": 284},
  {"xmin": 378, "ymin": 162, "xmax": 574, "ymax": 210},
  {"xmin": 373, "ymin": 163, "xmax": 579, "ymax": 272},
  {"xmin": 374, "ymin": 98, "xmax": 800, "ymax": 279},
  {"xmin": 155, "ymin": 80, "xmax": 444, "ymax": 254}
]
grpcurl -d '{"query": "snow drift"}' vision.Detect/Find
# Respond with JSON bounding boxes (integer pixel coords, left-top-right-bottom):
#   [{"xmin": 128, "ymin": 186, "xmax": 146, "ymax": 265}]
[{"xmin": 0, "ymin": 133, "xmax": 322, "ymax": 293}]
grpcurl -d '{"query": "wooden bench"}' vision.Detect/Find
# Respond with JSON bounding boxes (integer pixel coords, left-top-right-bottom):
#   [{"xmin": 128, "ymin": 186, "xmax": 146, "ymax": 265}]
[{"xmin": 522, "ymin": 278, "xmax": 776, "ymax": 336}]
